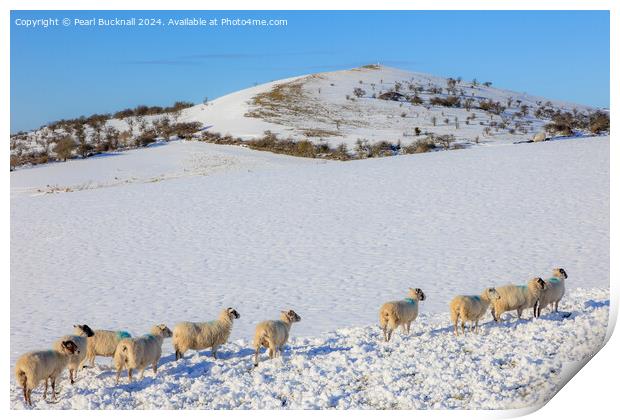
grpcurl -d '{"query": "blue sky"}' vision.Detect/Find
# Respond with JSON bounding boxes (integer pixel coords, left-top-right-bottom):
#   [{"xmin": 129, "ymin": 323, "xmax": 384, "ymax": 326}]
[{"xmin": 10, "ymin": 10, "xmax": 609, "ymax": 133}]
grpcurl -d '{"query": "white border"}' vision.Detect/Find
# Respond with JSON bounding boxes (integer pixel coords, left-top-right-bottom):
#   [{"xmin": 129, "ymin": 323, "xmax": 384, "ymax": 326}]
[{"xmin": 2, "ymin": 1, "xmax": 616, "ymax": 419}]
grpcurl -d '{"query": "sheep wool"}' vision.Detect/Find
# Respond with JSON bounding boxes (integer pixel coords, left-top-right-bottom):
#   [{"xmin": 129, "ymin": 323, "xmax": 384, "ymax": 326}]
[
  {"xmin": 492, "ymin": 277, "xmax": 546, "ymax": 321},
  {"xmin": 450, "ymin": 288, "xmax": 500, "ymax": 336},
  {"xmin": 114, "ymin": 324, "xmax": 172, "ymax": 383},
  {"xmin": 173, "ymin": 307, "xmax": 240, "ymax": 360},
  {"xmin": 253, "ymin": 309, "xmax": 302, "ymax": 367},
  {"xmin": 379, "ymin": 288, "xmax": 426, "ymax": 342},
  {"xmin": 74, "ymin": 326, "xmax": 133, "ymax": 367},
  {"xmin": 15, "ymin": 340, "xmax": 79, "ymax": 406},
  {"xmin": 537, "ymin": 268, "xmax": 568, "ymax": 315}
]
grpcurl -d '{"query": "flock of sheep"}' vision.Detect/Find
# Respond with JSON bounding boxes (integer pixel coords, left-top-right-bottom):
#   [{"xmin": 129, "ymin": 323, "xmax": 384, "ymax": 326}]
[{"xmin": 14, "ymin": 267, "xmax": 567, "ymax": 406}]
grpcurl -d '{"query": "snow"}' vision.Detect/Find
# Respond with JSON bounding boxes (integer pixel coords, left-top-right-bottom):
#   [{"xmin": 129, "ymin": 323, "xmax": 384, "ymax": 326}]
[
  {"xmin": 9, "ymin": 288, "xmax": 610, "ymax": 409},
  {"xmin": 12, "ymin": 65, "xmax": 605, "ymax": 157},
  {"xmin": 10, "ymin": 135, "xmax": 609, "ymax": 409}
]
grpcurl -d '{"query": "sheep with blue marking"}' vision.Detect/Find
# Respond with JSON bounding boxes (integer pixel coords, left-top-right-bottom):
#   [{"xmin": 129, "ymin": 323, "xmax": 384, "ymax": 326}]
[
  {"xmin": 73, "ymin": 326, "xmax": 132, "ymax": 367},
  {"xmin": 450, "ymin": 288, "xmax": 501, "ymax": 335},
  {"xmin": 114, "ymin": 324, "xmax": 172, "ymax": 383},
  {"xmin": 379, "ymin": 288, "xmax": 426, "ymax": 342},
  {"xmin": 491, "ymin": 277, "xmax": 547, "ymax": 321},
  {"xmin": 537, "ymin": 268, "xmax": 568, "ymax": 316}
]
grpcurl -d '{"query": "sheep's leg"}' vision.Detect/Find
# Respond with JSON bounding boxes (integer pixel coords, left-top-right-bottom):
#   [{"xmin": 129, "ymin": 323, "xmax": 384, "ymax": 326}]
[
  {"xmin": 453, "ymin": 313, "xmax": 459, "ymax": 336},
  {"xmin": 115, "ymin": 369, "xmax": 121, "ymax": 384},
  {"xmin": 386, "ymin": 328, "xmax": 393, "ymax": 342},
  {"xmin": 254, "ymin": 347, "xmax": 260, "ymax": 367},
  {"xmin": 51, "ymin": 377, "xmax": 56, "ymax": 401},
  {"xmin": 406, "ymin": 322, "xmax": 412, "ymax": 334},
  {"xmin": 152, "ymin": 362, "xmax": 158, "ymax": 374},
  {"xmin": 26, "ymin": 388, "xmax": 32, "ymax": 406},
  {"xmin": 516, "ymin": 309, "xmax": 522, "ymax": 320},
  {"xmin": 383, "ymin": 325, "xmax": 389, "ymax": 341},
  {"xmin": 43, "ymin": 378, "xmax": 48, "ymax": 400},
  {"xmin": 491, "ymin": 307, "xmax": 498, "ymax": 322},
  {"xmin": 140, "ymin": 369, "xmax": 145, "ymax": 380},
  {"xmin": 22, "ymin": 385, "xmax": 28, "ymax": 405},
  {"xmin": 212, "ymin": 346, "xmax": 218, "ymax": 359},
  {"xmin": 128, "ymin": 368, "xmax": 133, "ymax": 382},
  {"xmin": 461, "ymin": 320, "xmax": 465, "ymax": 335},
  {"xmin": 474, "ymin": 320, "xmax": 479, "ymax": 334},
  {"xmin": 69, "ymin": 369, "xmax": 74, "ymax": 385}
]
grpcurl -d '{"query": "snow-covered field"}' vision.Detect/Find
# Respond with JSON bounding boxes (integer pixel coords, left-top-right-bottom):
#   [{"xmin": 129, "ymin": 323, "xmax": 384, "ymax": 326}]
[
  {"xmin": 10, "ymin": 135, "xmax": 610, "ymax": 409},
  {"xmin": 8, "ymin": 288, "xmax": 610, "ymax": 409}
]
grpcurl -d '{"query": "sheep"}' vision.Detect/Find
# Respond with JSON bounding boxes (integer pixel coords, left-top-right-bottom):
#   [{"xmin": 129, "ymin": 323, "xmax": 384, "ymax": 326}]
[
  {"xmin": 253, "ymin": 309, "xmax": 301, "ymax": 367},
  {"xmin": 73, "ymin": 325, "xmax": 132, "ymax": 367},
  {"xmin": 379, "ymin": 288, "xmax": 426, "ymax": 342},
  {"xmin": 173, "ymin": 307, "xmax": 240, "ymax": 360},
  {"xmin": 450, "ymin": 288, "xmax": 501, "ymax": 335},
  {"xmin": 52, "ymin": 324, "xmax": 94, "ymax": 384},
  {"xmin": 537, "ymin": 268, "xmax": 568, "ymax": 316},
  {"xmin": 491, "ymin": 277, "xmax": 547, "ymax": 322},
  {"xmin": 15, "ymin": 340, "xmax": 80, "ymax": 406},
  {"xmin": 113, "ymin": 324, "xmax": 172, "ymax": 383}
]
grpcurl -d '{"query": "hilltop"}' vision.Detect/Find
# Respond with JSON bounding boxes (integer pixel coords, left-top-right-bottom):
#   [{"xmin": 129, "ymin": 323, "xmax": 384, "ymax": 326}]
[{"xmin": 10, "ymin": 65, "xmax": 609, "ymax": 168}]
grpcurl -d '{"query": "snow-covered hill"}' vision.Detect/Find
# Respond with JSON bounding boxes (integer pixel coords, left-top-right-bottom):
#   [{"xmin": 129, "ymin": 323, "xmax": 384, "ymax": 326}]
[
  {"xmin": 10, "ymin": 132, "xmax": 609, "ymax": 409},
  {"xmin": 10, "ymin": 65, "xmax": 607, "ymax": 166}
]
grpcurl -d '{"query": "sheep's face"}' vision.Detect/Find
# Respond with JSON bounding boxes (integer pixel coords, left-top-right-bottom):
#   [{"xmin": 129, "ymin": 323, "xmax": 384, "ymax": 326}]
[
  {"xmin": 61, "ymin": 340, "xmax": 80, "ymax": 355},
  {"xmin": 227, "ymin": 307, "xmax": 241, "ymax": 320},
  {"xmin": 154, "ymin": 324, "xmax": 173, "ymax": 338},
  {"xmin": 73, "ymin": 324, "xmax": 95, "ymax": 337},
  {"xmin": 281, "ymin": 310, "xmax": 301, "ymax": 323},
  {"xmin": 485, "ymin": 288, "xmax": 501, "ymax": 301},
  {"xmin": 408, "ymin": 288, "xmax": 426, "ymax": 301},
  {"xmin": 554, "ymin": 268, "xmax": 568, "ymax": 279},
  {"xmin": 530, "ymin": 277, "xmax": 546, "ymax": 290}
]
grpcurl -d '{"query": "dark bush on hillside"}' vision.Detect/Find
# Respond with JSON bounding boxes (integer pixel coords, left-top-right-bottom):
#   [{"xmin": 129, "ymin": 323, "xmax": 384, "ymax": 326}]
[
  {"xmin": 402, "ymin": 138, "xmax": 436, "ymax": 154},
  {"xmin": 544, "ymin": 112, "xmax": 578, "ymax": 136},
  {"xmin": 53, "ymin": 136, "xmax": 77, "ymax": 161},
  {"xmin": 409, "ymin": 95, "xmax": 424, "ymax": 105},
  {"xmin": 135, "ymin": 129, "xmax": 158, "ymax": 147},
  {"xmin": 589, "ymin": 111, "xmax": 610, "ymax": 134},
  {"xmin": 429, "ymin": 96, "xmax": 460, "ymax": 107},
  {"xmin": 478, "ymin": 100, "xmax": 505, "ymax": 115},
  {"xmin": 112, "ymin": 101, "xmax": 194, "ymax": 119},
  {"xmin": 171, "ymin": 122, "xmax": 203, "ymax": 139}
]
